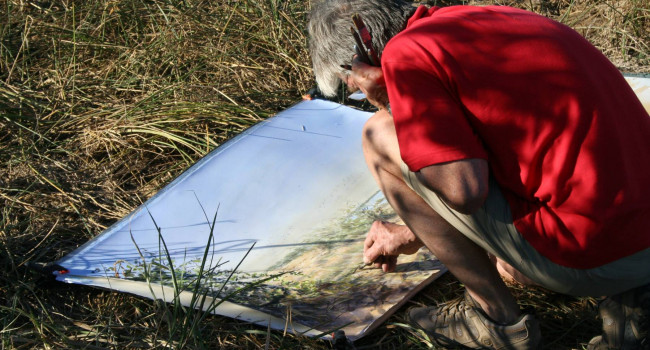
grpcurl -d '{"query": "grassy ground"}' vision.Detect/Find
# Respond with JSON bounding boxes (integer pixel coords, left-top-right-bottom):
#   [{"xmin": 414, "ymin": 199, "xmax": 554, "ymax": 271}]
[{"xmin": 1, "ymin": 0, "xmax": 648, "ymax": 349}]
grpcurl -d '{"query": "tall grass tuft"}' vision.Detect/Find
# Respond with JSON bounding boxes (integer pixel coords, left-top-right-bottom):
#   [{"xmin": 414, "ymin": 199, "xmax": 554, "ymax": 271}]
[{"xmin": 0, "ymin": 0, "xmax": 648, "ymax": 348}]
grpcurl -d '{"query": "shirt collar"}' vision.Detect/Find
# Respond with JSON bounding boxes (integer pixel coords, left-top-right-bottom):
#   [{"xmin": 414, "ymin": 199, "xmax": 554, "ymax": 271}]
[{"xmin": 406, "ymin": 5, "xmax": 440, "ymax": 29}]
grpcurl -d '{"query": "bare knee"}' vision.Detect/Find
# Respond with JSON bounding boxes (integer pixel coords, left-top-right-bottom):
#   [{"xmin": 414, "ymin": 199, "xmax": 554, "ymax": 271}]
[
  {"xmin": 362, "ymin": 110, "xmax": 401, "ymax": 174},
  {"xmin": 362, "ymin": 110, "xmax": 392, "ymax": 149}
]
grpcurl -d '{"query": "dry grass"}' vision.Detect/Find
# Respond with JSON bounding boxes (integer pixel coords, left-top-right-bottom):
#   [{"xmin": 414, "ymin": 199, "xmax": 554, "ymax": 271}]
[{"xmin": 0, "ymin": 0, "xmax": 648, "ymax": 349}]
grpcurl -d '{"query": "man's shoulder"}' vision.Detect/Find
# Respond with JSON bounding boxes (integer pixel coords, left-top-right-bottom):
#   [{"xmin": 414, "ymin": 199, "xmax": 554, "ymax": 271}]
[{"xmin": 401, "ymin": 5, "xmax": 554, "ymax": 34}]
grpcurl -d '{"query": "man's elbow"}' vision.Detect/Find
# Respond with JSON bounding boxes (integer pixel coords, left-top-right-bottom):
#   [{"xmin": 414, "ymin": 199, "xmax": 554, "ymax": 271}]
[
  {"xmin": 442, "ymin": 183, "xmax": 488, "ymax": 215},
  {"xmin": 415, "ymin": 158, "xmax": 489, "ymax": 215}
]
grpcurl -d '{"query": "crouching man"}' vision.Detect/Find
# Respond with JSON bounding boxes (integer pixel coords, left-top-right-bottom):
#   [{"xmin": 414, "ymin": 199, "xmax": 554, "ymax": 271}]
[{"xmin": 308, "ymin": 1, "xmax": 650, "ymax": 349}]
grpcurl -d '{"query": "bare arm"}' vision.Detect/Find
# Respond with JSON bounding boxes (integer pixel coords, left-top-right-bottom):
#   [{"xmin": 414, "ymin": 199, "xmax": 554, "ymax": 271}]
[
  {"xmin": 415, "ymin": 158, "xmax": 489, "ymax": 215},
  {"xmin": 348, "ymin": 60, "xmax": 489, "ymax": 214}
]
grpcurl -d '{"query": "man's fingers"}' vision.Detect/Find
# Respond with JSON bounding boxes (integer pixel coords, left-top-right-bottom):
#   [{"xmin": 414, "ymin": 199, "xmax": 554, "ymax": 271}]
[
  {"xmin": 381, "ymin": 256, "xmax": 398, "ymax": 273},
  {"xmin": 364, "ymin": 244, "xmax": 382, "ymax": 265},
  {"xmin": 367, "ymin": 253, "xmax": 398, "ymax": 272},
  {"xmin": 363, "ymin": 221, "xmax": 404, "ymax": 271},
  {"xmin": 350, "ymin": 57, "xmax": 384, "ymax": 84},
  {"xmin": 363, "ymin": 221, "xmax": 386, "ymax": 264},
  {"xmin": 363, "ymin": 223, "xmax": 377, "ymax": 250},
  {"xmin": 348, "ymin": 60, "xmax": 387, "ymax": 109},
  {"xmin": 372, "ymin": 256, "xmax": 383, "ymax": 269},
  {"xmin": 351, "ymin": 55, "xmax": 371, "ymax": 70}
]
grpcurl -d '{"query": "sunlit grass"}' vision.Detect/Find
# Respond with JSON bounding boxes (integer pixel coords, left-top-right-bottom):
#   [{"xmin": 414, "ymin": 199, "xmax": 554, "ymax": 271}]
[{"xmin": 1, "ymin": 0, "xmax": 647, "ymax": 348}]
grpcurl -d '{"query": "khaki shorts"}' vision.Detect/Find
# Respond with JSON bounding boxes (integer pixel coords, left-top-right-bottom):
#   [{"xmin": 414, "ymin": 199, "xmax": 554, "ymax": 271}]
[{"xmin": 400, "ymin": 161, "xmax": 650, "ymax": 296}]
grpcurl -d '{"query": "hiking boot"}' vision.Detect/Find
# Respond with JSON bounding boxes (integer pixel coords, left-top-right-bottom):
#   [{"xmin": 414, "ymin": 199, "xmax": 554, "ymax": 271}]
[
  {"xmin": 588, "ymin": 283, "xmax": 650, "ymax": 350},
  {"xmin": 406, "ymin": 290, "xmax": 541, "ymax": 349}
]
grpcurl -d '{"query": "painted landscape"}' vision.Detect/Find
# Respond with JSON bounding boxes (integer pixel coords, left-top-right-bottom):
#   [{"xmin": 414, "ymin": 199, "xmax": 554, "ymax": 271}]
[{"xmin": 104, "ymin": 193, "xmax": 445, "ymax": 338}]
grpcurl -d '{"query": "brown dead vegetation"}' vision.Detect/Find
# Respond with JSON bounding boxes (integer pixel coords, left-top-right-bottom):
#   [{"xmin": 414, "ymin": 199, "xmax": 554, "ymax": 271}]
[{"xmin": 1, "ymin": 0, "xmax": 647, "ymax": 348}]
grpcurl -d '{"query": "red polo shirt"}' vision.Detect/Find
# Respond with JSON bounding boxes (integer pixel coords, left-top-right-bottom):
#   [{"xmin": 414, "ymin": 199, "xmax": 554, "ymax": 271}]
[{"xmin": 382, "ymin": 5, "xmax": 650, "ymax": 268}]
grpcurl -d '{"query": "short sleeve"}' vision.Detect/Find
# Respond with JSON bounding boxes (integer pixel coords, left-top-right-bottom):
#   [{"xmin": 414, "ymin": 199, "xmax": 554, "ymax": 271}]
[{"xmin": 382, "ymin": 46, "xmax": 487, "ymax": 172}]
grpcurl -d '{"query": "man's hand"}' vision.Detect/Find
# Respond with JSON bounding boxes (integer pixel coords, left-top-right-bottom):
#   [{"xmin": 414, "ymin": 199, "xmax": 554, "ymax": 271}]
[
  {"xmin": 363, "ymin": 221, "xmax": 424, "ymax": 272},
  {"xmin": 347, "ymin": 57, "xmax": 389, "ymax": 110}
]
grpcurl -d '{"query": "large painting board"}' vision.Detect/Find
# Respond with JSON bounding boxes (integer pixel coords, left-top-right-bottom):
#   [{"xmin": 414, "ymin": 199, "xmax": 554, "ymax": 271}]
[{"xmin": 53, "ymin": 98, "xmax": 446, "ymax": 340}]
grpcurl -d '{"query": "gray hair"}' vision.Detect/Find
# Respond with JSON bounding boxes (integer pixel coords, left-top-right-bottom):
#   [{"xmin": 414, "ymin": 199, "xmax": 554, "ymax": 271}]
[{"xmin": 308, "ymin": 0, "xmax": 415, "ymax": 97}]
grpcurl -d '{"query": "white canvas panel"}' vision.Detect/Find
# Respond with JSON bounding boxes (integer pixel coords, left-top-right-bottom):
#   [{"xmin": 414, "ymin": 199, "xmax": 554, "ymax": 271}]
[{"xmin": 54, "ymin": 99, "xmax": 446, "ymax": 340}]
